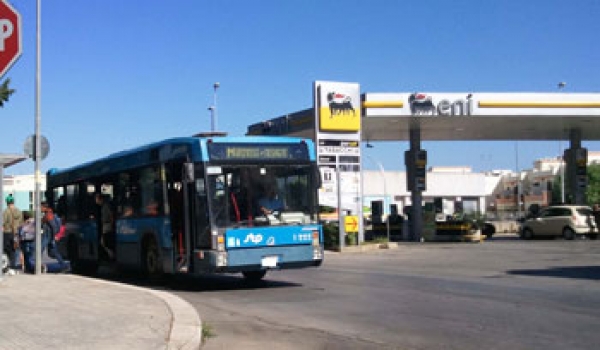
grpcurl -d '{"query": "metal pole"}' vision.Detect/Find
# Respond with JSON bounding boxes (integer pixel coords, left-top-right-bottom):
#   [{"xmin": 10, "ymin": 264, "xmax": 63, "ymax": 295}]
[
  {"xmin": 34, "ymin": 0, "xmax": 42, "ymax": 275},
  {"xmin": 213, "ymin": 82, "xmax": 219, "ymax": 131},
  {"xmin": 560, "ymin": 141, "xmax": 565, "ymax": 203},
  {"xmin": 337, "ymin": 168, "xmax": 344, "ymax": 250},
  {"xmin": 558, "ymin": 82, "xmax": 566, "ymax": 204},
  {"xmin": 515, "ymin": 141, "xmax": 521, "ymax": 218},
  {"xmin": 208, "ymin": 106, "xmax": 214, "ymax": 132},
  {"xmin": 0, "ymin": 166, "xmax": 4, "ymax": 281}
]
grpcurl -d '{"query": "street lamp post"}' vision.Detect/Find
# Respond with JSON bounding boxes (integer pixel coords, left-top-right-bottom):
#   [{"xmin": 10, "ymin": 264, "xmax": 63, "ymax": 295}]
[
  {"xmin": 34, "ymin": 0, "xmax": 43, "ymax": 275},
  {"xmin": 211, "ymin": 82, "xmax": 220, "ymax": 132},
  {"xmin": 208, "ymin": 106, "xmax": 215, "ymax": 131},
  {"xmin": 558, "ymin": 82, "xmax": 566, "ymax": 204},
  {"xmin": 515, "ymin": 141, "xmax": 521, "ymax": 218}
]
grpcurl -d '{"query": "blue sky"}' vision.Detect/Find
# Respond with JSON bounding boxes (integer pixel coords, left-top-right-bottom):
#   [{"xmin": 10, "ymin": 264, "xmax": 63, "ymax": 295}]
[{"xmin": 1, "ymin": 0, "xmax": 599, "ymax": 175}]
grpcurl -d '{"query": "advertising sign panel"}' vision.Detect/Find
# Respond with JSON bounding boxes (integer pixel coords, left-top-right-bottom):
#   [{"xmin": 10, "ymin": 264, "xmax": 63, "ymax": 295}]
[{"xmin": 315, "ymin": 81, "xmax": 361, "ymax": 132}]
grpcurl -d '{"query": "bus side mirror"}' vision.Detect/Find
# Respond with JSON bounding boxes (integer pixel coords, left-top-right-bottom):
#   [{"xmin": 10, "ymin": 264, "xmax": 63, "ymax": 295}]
[{"xmin": 183, "ymin": 163, "xmax": 194, "ymax": 182}]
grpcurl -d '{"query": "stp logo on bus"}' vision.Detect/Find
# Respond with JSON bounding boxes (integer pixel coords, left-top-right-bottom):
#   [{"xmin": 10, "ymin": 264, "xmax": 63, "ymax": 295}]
[{"xmin": 243, "ymin": 233, "xmax": 263, "ymax": 244}]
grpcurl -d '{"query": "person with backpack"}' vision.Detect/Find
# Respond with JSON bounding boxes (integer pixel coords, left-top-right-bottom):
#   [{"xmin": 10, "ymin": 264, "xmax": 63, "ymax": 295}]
[{"xmin": 41, "ymin": 202, "xmax": 68, "ymax": 273}]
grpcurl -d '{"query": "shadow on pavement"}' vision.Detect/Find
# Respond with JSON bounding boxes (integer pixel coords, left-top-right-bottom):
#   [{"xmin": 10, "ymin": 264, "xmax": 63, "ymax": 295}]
[
  {"xmin": 167, "ymin": 273, "xmax": 303, "ymax": 292},
  {"xmin": 507, "ymin": 265, "xmax": 600, "ymax": 281},
  {"xmin": 90, "ymin": 266, "xmax": 302, "ymax": 292}
]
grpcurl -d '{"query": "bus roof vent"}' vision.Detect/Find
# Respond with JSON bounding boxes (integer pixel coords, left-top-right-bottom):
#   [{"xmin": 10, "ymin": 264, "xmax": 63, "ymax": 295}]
[{"xmin": 193, "ymin": 131, "xmax": 228, "ymax": 138}]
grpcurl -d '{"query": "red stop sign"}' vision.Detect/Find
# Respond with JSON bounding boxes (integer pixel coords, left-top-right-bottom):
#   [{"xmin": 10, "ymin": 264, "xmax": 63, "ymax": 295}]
[{"xmin": 0, "ymin": 0, "xmax": 21, "ymax": 78}]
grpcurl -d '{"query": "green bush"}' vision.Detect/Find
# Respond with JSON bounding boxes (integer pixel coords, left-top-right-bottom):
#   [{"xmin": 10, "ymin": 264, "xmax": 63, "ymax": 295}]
[
  {"xmin": 323, "ymin": 223, "xmax": 339, "ymax": 249},
  {"xmin": 345, "ymin": 232, "xmax": 358, "ymax": 246}
]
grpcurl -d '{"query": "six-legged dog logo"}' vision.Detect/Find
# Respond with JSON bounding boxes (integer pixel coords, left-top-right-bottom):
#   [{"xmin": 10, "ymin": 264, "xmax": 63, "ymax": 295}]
[{"xmin": 327, "ymin": 92, "xmax": 355, "ymax": 117}]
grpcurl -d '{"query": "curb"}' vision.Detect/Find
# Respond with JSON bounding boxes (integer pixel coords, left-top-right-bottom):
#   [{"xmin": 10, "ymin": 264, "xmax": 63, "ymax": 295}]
[
  {"xmin": 150, "ymin": 289, "xmax": 203, "ymax": 350},
  {"xmin": 70, "ymin": 275, "xmax": 202, "ymax": 350}
]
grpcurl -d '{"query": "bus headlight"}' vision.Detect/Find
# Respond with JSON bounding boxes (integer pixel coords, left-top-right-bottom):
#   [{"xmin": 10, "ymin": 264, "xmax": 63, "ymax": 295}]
[
  {"xmin": 217, "ymin": 252, "xmax": 228, "ymax": 267},
  {"xmin": 312, "ymin": 230, "xmax": 322, "ymax": 260},
  {"xmin": 313, "ymin": 247, "xmax": 322, "ymax": 260}
]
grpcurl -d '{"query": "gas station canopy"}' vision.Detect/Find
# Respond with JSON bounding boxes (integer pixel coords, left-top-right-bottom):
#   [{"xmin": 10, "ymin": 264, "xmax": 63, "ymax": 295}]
[
  {"xmin": 362, "ymin": 92, "xmax": 600, "ymax": 141},
  {"xmin": 249, "ymin": 92, "xmax": 600, "ymax": 142}
]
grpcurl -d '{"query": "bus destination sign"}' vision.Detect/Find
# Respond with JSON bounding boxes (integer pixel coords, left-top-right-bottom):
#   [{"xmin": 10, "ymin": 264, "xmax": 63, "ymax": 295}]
[{"xmin": 208, "ymin": 143, "xmax": 309, "ymax": 162}]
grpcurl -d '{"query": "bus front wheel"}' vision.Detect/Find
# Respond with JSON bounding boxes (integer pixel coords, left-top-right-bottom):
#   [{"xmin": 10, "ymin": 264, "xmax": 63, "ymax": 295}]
[
  {"xmin": 143, "ymin": 237, "xmax": 163, "ymax": 280},
  {"xmin": 242, "ymin": 270, "xmax": 266, "ymax": 282}
]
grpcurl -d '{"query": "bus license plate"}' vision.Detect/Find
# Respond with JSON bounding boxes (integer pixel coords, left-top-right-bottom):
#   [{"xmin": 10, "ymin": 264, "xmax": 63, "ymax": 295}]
[{"xmin": 261, "ymin": 256, "xmax": 278, "ymax": 268}]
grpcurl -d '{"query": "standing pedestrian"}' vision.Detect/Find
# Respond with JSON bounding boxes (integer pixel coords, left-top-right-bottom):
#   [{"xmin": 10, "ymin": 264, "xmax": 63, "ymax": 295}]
[
  {"xmin": 41, "ymin": 202, "xmax": 68, "ymax": 272},
  {"xmin": 17, "ymin": 212, "xmax": 36, "ymax": 273},
  {"xmin": 3, "ymin": 195, "xmax": 23, "ymax": 271},
  {"xmin": 95, "ymin": 193, "xmax": 115, "ymax": 260}
]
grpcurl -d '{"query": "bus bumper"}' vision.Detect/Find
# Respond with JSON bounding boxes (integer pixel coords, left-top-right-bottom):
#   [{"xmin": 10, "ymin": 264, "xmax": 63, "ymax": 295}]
[{"xmin": 193, "ymin": 245, "xmax": 323, "ymax": 274}]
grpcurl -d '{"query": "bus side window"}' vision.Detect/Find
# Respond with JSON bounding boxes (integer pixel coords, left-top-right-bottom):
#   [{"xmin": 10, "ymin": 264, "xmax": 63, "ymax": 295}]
[
  {"xmin": 65, "ymin": 184, "xmax": 79, "ymax": 221},
  {"xmin": 81, "ymin": 183, "xmax": 96, "ymax": 220},
  {"xmin": 139, "ymin": 166, "xmax": 164, "ymax": 216}
]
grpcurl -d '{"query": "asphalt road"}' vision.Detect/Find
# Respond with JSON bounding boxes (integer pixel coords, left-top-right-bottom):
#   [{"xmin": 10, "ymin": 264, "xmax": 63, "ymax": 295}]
[
  {"xmin": 61, "ymin": 233, "xmax": 586, "ymax": 349},
  {"xmin": 159, "ymin": 236, "xmax": 600, "ymax": 349}
]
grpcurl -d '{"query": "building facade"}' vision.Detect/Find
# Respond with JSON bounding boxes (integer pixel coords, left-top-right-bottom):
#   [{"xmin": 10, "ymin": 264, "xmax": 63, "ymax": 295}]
[
  {"xmin": 362, "ymin": 151, "xmax": 600, "ymax": 219},
  {"xmin": 2, "ymin": 174, "xmax": 46, "ymax": 213}
]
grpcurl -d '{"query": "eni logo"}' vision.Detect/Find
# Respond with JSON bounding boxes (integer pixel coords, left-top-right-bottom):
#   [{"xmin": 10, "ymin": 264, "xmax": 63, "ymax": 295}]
[
  {"xmin": 243, "ymin": 233, "xmax": 263, "ymax": 244},
  {"xmin": 408, "ymin": 93, "xmax": 473, "ymax": 116},
  {"xmin": 327, "ymin": 92, "xmax": 356, "ymax": 117}
]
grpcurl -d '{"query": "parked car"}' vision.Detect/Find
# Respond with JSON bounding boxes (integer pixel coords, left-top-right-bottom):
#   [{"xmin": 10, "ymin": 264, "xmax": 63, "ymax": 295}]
[{"xmin": 520, "ymin": 205, "xmax": 598, "ymax": 240}]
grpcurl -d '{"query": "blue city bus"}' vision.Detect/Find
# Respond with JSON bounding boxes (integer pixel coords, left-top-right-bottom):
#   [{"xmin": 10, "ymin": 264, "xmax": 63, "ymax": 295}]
[{"xmin": 46, "ymin": 135, "xmax": 324, "ymax": 280}]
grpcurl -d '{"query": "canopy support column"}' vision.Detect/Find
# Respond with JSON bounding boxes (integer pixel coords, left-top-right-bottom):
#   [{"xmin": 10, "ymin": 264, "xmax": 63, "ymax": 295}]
[{"xmin": 408, "ymin": 125, "xmax": 423, "ymax": 242}]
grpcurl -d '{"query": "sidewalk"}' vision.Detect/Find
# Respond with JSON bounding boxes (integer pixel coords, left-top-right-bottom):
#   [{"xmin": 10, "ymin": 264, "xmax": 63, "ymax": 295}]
[{"xmin": 0, "ymin": 272, "xmax": 202, "ymax": 350}]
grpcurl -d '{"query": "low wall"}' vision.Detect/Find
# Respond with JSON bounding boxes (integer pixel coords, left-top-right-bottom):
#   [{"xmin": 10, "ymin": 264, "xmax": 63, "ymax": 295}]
[{"xmin": 490, "ymin": 220, "xmax": 520, "ymax": 234}]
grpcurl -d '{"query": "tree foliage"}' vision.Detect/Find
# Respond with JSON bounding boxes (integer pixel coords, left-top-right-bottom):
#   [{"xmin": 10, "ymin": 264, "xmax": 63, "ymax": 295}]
[
  {"xmin": 586, "ymin": 164, "xmax": 600, "ymax": 206},
  {"xmin": 551, "ymin": 174, "xmax": 563, "ymax": 205},
  {"xmin": 0, "ymin": 78, "xmax": 15, "ymax": 107}
]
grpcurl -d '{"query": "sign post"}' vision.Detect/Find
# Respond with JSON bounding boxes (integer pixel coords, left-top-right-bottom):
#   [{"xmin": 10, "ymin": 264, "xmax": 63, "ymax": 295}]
[{"xmin": 0, "ymin": 0, "xmax": 22, "ymax": 78}]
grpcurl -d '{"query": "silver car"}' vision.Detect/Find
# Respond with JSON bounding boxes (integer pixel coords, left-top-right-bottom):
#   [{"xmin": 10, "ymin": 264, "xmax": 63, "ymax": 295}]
[{"xmin": 520, "ymin": 205, "xmax": 598, "ymax": 240}]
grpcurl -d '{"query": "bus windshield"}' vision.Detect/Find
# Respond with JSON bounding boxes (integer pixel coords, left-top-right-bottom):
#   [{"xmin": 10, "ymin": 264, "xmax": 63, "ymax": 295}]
[{"xmin": 204, "ymin": 163, "xmax": 318, "ymax": 229}]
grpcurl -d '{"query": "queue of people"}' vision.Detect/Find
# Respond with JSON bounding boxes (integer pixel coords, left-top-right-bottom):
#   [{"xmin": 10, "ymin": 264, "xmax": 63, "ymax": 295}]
[{"xmin": 2, "ymin": 195, "xmax": 68, "ymax": 274}]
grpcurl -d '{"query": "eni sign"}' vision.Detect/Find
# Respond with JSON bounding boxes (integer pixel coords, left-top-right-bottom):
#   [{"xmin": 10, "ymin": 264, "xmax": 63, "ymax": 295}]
[
  {"xmin": 315, "ymin": 81, "xmax": 361, "ymax": 131},
  {"xmin": 408, "ymin": 93, "xmax": 474, "ymax": 116}
]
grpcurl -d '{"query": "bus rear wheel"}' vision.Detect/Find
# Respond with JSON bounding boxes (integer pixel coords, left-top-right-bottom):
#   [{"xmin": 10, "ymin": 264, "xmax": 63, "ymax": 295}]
[
  {"xmin": 242, "ymin": 270, "xmax": 266, "ymax": 282},
  {"xmin": 143, "ymin": 237, "xmax": 163, "ymax": 280}
]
